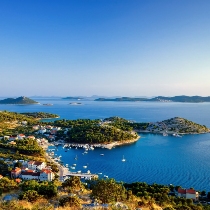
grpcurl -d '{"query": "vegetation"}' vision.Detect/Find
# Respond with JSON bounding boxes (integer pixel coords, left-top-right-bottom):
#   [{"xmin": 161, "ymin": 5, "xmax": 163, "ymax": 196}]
[
  {"xmin": 90, "ymin": 178, "xmax": 126, "ymax": 203},
  {"xmin": 0, "ymin": 139, "xmax": 44, "ymax": 156},
  {"xmin": 0, "ymin": 96, "xmax": 38, "ymax": 104},
  {"xmin": 20, "ymin": 112, "xmax": 59, "ymax": 119}
]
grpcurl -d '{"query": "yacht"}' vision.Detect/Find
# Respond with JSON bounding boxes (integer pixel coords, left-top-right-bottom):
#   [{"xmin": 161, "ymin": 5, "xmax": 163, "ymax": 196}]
[
  {"xmin": 122, "ymin": 155, "xmax": 126, "ymax": 162},
  {"xmin": 73, "ymin": 163, "xmax": 76, "ymax": 166},
  {"xmin": 83, "ymin": 165, "xmax": 87, "ymax": 168},
  {"xmin": 100, "ymin": 154, "xmax": 104, "ymax": 156},
  {"xmin": 71, "ymin": 166, "xmax": 75, "ymax": 169},
  {"xmin": 104, "ymin": 175, "xmax": 108, "ymax": 178}
]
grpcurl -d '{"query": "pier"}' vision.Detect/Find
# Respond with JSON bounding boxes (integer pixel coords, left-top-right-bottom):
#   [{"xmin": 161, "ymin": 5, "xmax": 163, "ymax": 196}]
[{"xmin": 64, "ymin": 172, "xmax": 98, "ymax": 180}]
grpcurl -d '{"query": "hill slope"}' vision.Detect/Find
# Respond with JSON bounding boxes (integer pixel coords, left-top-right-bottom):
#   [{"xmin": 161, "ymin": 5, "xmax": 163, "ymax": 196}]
[{"xmin": 0, "ymin": 96, "xmax": 38, "ymax": 104}]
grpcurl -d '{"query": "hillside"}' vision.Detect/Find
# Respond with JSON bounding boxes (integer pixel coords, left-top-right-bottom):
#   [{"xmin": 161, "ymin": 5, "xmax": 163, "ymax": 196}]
[{"xmin": 0, "ymin": 96, "xmax": 38, "ymax": 104}]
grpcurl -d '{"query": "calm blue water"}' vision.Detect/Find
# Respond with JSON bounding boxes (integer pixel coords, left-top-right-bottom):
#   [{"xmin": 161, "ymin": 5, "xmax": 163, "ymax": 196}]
[{"xmin": 1, "ymin": 98, "xmax": 210, "ymax": 191}]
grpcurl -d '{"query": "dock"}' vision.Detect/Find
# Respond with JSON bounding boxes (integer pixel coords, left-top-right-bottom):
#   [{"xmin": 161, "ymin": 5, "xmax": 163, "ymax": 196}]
[{"xmin": 64, "ymin": 172, "xmax": 98, "ymax": 180}]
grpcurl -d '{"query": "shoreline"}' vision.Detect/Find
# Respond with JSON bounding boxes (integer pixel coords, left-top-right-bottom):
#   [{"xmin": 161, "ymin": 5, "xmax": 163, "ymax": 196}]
[
  {"xmin": 52, "ymin": 135, "xmax": 140, "ymax": 150},
  {"xmin": 135, "ymin": 130, "xmax": 210, "ymax": 135}
]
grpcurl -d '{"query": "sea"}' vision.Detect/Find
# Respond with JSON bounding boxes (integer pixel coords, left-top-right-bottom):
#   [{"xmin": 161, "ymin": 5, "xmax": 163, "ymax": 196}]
[{"xmin": 1, "ymin": 98, "xmax": 210, "ymax": 191}]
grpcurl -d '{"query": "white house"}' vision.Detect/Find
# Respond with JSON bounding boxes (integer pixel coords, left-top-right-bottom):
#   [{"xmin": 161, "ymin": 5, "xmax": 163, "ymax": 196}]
[
  {"xmin": 21, "ymin": 171, "xmax": 40, "ymax": 180},
  {"xmin": 18, "ymin": 134, "xmax": 25, "ymax": 140},
  {"xmin": 178, "ymin": 188, "xmax": 199, "ymax": 200},
  {"xmin": 39, "ymin": 169, "xmax": 55, "ymax": 181},
  {"xmin": 28, "ymin": 161, "xmax": 46, "ymax": 170}
]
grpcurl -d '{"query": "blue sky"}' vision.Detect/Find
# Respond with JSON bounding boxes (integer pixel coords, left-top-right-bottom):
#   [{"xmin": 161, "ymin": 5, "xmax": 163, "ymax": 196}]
[{"xmin": 0, "ymin": 0, "xmax": 210, "ymax": 97}]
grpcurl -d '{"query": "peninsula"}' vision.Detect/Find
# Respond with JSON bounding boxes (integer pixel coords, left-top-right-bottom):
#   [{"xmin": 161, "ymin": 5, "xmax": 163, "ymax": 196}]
[
  {"xmin": 95, "ymin": 95, "xmax": 210, "ymax": 103},
  {"xmin": 0, "ymin": 96, "xmax": 39, "ymax": 104}
]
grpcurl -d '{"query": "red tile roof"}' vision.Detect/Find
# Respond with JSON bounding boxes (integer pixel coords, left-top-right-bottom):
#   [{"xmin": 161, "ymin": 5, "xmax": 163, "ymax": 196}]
[
  {"xmin": 11, "ymin": 167, "xmax": 21, "ymax": 173},
  {"xmin": 41, "ymin": 169, "xmax": 52, "ymax": 174},
  {"xmin": 178, "ymin": 188, "xmax": 186, "ymax": 194},
  {"xmin": 186, "ymin": 189, "xmax": 196, "ymax": 194},
  {"xmin": 178, "ymin": 188, "xmax": 196, "ymax": 194}
]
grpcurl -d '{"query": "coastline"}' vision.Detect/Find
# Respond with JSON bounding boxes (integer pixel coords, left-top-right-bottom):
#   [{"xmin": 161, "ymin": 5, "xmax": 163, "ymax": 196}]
[
  {"xmin": 52, "ymin": 135, "xmax": 140, "ymax": 150},
  {"xmin": 135, "ymin": 130, "xmax": 210, "ymax": 135}
]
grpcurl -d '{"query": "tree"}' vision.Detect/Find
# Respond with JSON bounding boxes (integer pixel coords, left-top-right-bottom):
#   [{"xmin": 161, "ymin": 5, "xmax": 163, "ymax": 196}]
[
  {"xmin": 59, "ymin": 196, "xmax": 81, "ymax": 207},
  {"xmin": 62, "ymin": 176, "xmax": 82, "ymax": 192},
  {"xmin": 38, "ymin": 182, "xmax": 57, "ymax": 198},
  {"xmin": 20, "ymin": 190, "xmax": 42, "ymax": 203},
  {"xmin": 91, "ymin": 178, "xmax": 126, "ymax": 203}
]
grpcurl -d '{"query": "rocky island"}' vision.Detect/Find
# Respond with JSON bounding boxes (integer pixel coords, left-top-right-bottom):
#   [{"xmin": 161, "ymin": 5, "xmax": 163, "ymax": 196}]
[{"xmin": 0, "ymin": 96, "xmax": 39, "ymax": 104}]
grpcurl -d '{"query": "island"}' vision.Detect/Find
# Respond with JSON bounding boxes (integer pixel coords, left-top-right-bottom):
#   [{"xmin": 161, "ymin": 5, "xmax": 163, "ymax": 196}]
[
  {"xmin": 62, "ymin": 97, "xmax": 84, "ymax": 100},
  {"xmin": 69, "ymin": 102, "xmax": 82, "ymax": 105},
  {"xmin": 0, "ymin": 96, "xmax": 39, "ymax": 104},
  {"xmin": 95, "ymin": 95, "xmax": 210, "ymax": 103}
]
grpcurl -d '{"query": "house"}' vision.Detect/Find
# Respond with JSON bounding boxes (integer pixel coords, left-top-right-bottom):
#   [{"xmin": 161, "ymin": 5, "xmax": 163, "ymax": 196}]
[
  {"xmin": 28, "ymin": 161, "xmax": 46, "ymax": 170},
  {"xmin": 27, "ymin": 136, "xmax": 35, "ymax": 140},
  {"xmin": 21, "ymin": 171, "xmax": 40, "ymax": 180},
  {"xmin": 39, "ymin": 169, "xmax": 55, "ymax": 181},
  {"xmin": 178, "ymin": 188, "xmax": 199, "ymax": 200},
  {"xmin": 18, "ymin": 134, "xmax": 25, "ymax": 139},
  {"xmin": 39, "ymin": 129, "xmax": 47, "ymax": 134},
  {"xmin": 32, "ymin": 125, "xmax": 39, "ymax": 130},
  {"xmin": 9, "ymin": 135, "xmax": 18, "ymax": 141},
  {"xmin": 11, "ymin": 167, "xmax": 22, "ymax": 178}
]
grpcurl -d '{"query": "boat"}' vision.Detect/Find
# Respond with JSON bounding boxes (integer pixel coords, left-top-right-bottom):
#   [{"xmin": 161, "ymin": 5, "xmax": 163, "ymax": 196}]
[
  {"xmin": 73, "ymin": 164, "xmax": 76, "ymax": 166},
  {"xmin": 163, "ymin": 132, "xmax": 168, "ymax": 136},
  {"xmin": 77, "ymin": 170, "xmax": 81, "ymax": 173},
  {"xmin": 71, "ymin": 166, "xmax": 75, "ymax": 169},
  {"xmin": 122, "ymin": 155, "xmax": 126, "ymax": 162},
  {"xmin": 74, "ymin": 155, "xmax": 78, "ymax": 160},
  {"xmin": 83, "ymin": 165, "xmax": 87, "ymax": 168},
  {"xmin": 65, "ymin": 164, "xmax": 68, "ymax": 167},
  {"xmin": 98, "ymin": 172, "xmax": 102, "ymax": 175},
  {"xmin": 104, "ymin": 175, "xmax": 108, "ymax": 178},
  {"xmin": 173, "ymin": 133, "xmax": 182, "ymax": 137},
  {"xmin": 43, "ymin": 103, "xmax": 53, "ymax": 106},
  {"xmin": 87, "ymin": 170, "xmax": 90, "ymax": 174},
  {"xmin": 100, "ymin": 154, "xmax": 104, "ymax": 156}
]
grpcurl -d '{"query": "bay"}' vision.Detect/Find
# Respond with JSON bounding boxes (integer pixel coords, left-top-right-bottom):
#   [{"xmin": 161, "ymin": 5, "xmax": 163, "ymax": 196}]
[{"xmin": 1, "ymin": 98, "xmax": 210, "ymax": 191}]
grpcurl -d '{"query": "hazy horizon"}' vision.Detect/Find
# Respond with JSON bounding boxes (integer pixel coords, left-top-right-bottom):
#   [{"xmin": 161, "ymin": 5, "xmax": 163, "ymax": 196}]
[{"xmin": 1, "ymin": 0, "xmax": 210, "ymax": 96}]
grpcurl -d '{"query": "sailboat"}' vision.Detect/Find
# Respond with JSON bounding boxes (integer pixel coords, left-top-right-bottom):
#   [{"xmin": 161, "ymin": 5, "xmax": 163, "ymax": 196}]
[
  {"xmin": 74, "ymin": 155, "xmax": 78, "ymax": 160},
  {"xmin": 122, "ymin": 155, "xmax": 126, "ymax": 162}
]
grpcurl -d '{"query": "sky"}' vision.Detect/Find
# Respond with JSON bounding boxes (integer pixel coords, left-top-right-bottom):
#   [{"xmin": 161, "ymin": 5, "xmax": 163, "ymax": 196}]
[{"xmin": 0, "ymin": 0, "xmax": 210, "ymax": 97}]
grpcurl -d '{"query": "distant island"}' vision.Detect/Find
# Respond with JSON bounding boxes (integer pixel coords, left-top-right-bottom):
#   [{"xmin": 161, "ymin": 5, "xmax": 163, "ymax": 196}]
[
  {"xmin": 69, "ymin": 102, "xmax": 82, "ymax": 105},
  {"xmin": 62, "ymin": 97, "xmax": 83, "ymax": 100},
  {"xmin": 95, "ymin": 96, "xmax": 210, "ymax": 103},
  {"xmin": 0, "ymin": 96, "xmax": 39, "ymax": 104}
]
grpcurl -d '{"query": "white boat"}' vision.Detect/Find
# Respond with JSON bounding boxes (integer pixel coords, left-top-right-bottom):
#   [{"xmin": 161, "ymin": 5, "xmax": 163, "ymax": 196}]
[
  {"xmin": 83, "ymin": 165, "xmax": 87, "ymax": 168},
  {"xmin": 98, "ymin": 172, "xmax": 102, "ymax": 175},
  {"xmin": 122, "ymin": 155, "xmax": 126, "ymax": 162},
  {"xmin": 87, "ymin": 170, "xmax": 90, "ymax": 174},
  {"xmin": 74, "ymin": 155, "xmax": 78, "ymax": 160},
  {"xmin": 77, "ymin": 170, "xmax": 81, "ymax": 173},
  {"xmin": 163, "ymin": 132, "xmax": 168, "ymax": 136},
  {"xmin": 90, "ymin": 146, "xmax": 94, "ymax": 150},
  {"xmin": 73, "ymin": 164, "xmax": 76, "ymax": 166},
  {"xmin": 104, "ymin": 175, "xmax": 108, "ymax": 178},
  {"xmin": 71, "ymin": 166, "xmax": 75, "ymax": 169},
  {"xmin": 100, "ymin": 154, "xmax": 104, "ymax": 156},
  {"xmin": 65, "ymin": 164, "xmax": 69, "ymax": 167},
  {"xmin": 173, "ymin": 133, "xmax": 182, "ymax": 137}
]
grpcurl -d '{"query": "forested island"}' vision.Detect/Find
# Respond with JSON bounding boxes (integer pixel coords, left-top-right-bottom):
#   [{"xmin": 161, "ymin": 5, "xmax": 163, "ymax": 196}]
[
  {"xmin": 0, "ymin": 96, "xmax": 39, "ymax": 104},
  {"xmin": 95, "ymin": 95, "xmax": 210, "ymax": 103}
]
